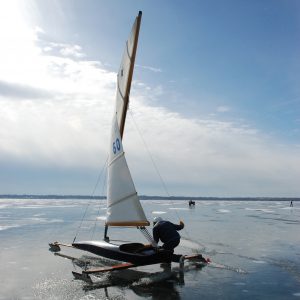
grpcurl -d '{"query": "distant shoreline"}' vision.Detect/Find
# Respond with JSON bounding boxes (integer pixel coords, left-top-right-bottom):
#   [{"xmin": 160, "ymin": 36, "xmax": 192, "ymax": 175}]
[{"xmin": 0, "ymin": 194, "xmax": 299, "ymax": 201}]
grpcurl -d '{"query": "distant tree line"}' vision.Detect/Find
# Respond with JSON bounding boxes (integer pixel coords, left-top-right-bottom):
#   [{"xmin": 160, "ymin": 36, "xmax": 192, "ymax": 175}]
[{"xmin": 0, "ymin": 194, "xmax": 299, "ymax": 201}]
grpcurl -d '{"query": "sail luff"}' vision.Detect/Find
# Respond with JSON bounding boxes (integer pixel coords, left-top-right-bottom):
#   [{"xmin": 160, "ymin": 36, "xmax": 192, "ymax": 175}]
[{"xmin": 119, "ymin": 11, "xmax": 142, "ymax": 139}]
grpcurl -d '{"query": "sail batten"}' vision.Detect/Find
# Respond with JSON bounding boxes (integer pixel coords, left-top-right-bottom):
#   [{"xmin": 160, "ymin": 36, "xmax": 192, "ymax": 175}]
[
  {"xmin": 106, "ymin": 220, "xmax": 150, "ymax": 227},
  {"xmin": 107, "ymin": 192, "xmax": 137, "ymax": 209},
  {"xmin": 107, "ymin": 151, "xmax": 124, "ymax": 167}
]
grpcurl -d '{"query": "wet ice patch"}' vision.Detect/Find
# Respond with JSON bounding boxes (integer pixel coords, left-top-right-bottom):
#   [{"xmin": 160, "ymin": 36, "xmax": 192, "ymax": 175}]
[
  {"xmin": 281, "ymin": 206, "xmax": 300, "ymax": 210},
  {"xmin": 245, "ymin": 208, "xmax": 274, "ymax": 213},
  {"xmin": 0, "ymin": 225, "xmax": 21, "ymax": 231},
  {"xmin": 234, "ymin": 282, "xmax": 246, "ymax": 286},
  {"xmin": 169, "ymin": 207, "xmax": 189, "ymax": 210},
  {"xmin": 18, "ymin": 205, "xmax": 79, "ymax": 209},
  {"xmin": 260, "ymin": 209, "xmax": 275, "ymax": 213},
  {"xmin": 29, "ymin": 217, "xmax": 63, "ymax": 224},
  {"xmin": 151, "ymin": 211, "xmax": 167, "ymax": 215},
  {"xmin": 0, "ymin": 204, "xmax": 10, "ymax": 209},
  {"xmin": 180, "ymin": 238, "xmax": 205, "ymax": 250},
  {"xmin": 217, "ymin": 209, "xmax": 231, "ymax": 213},
  {"xmin": 252, "ymin": 260, "xmax": 266, "ymax": 264}
]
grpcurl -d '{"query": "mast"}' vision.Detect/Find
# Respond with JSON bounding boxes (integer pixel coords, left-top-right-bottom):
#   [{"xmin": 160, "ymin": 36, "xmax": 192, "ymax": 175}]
[{"xmin": 119, "ymin": 11, "xmax": 142, "ymax": 139}]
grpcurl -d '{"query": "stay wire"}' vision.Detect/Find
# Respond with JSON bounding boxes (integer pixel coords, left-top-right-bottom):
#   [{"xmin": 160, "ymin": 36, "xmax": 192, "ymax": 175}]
[
  {"xmin": 139, "ymin": 227, "xmax": 157, "ymax": 246},
  {"xmin": 91, "ymin": 163, "xmax": 108, "ymax": 239},
  {"xmin": 73, "ymin": 156, "xmax": 108, "ymax": 243},
  {"xmin": 128, "ymin": 109, "xmax": 193, "ymax": 241}
]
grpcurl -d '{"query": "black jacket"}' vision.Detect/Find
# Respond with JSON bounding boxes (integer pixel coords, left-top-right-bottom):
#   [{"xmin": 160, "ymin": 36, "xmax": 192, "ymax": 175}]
[{"xmin": 153, "ymin": 220, "xmax": 184, "ymax": 244}]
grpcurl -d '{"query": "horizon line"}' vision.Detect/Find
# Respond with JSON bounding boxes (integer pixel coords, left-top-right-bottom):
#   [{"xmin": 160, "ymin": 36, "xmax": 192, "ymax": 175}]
[{"xmin": 0, "ymin": 194, "xmax": 299, "ymax": 200}]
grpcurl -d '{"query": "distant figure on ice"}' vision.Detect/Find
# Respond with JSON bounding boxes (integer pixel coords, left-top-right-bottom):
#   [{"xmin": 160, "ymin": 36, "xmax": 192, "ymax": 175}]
[
  {"xmin": 290, "ymin": 200, "xmax": 293, "ymax": 207},
  {"xmin": 152, "ymin": 217, "xmax": 184, "ymax": 254},
  {"xmin": 189, "ymin": 200, "xmax": 195, "ymax": 207}
]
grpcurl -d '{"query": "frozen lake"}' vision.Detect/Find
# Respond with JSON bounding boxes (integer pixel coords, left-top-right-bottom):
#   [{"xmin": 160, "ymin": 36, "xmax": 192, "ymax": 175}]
[{"xmin": 0, "ymin": 198, "xmax": 299, "ymax": 299}]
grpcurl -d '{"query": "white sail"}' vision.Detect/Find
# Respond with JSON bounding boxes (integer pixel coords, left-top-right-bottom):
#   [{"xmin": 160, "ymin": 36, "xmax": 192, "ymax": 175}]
[
  {"xmin": 106, "ymin": 116, "xmax": 149, "ymax": 226},
  {"xmin": 106, "ymin": 11, "xmax": 149, "ymax": 227}
]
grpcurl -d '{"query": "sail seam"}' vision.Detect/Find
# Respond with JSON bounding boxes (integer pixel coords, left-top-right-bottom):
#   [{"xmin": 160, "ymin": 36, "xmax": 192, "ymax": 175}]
[
  {"xmin": 107, "ymin": 191, "xmax": 138, "ymax": 209},
  {"xmin": 108, "ymin": 151, "xmax": 124, "ymax": 167}
]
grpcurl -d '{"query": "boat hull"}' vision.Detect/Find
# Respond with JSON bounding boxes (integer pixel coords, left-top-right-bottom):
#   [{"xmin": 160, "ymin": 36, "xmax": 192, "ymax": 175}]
[{"xmin": 72, "ymin": 240, "xmax": 173, "ymax": 265}]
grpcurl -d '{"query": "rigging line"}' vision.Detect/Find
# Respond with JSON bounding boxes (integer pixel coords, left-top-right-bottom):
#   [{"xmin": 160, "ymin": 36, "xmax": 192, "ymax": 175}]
[
  {"xmin": 141, "ymin": 227, "xmax": 153, "ymax": 241},
  {"xmin": 73, "ymin": 156, "xmax": 108, "ymax": 243},
  {"xmin": 139, "ymin": 227, "xmax": 157, "ymax": 246},
  {"xmin": 128, "ymin": 109, "xmax": 193, "ymax": 240},
  {"xmin": 91, "ymin": 161, "xmax": 108, "ymax": 240},
  {"xmin": 128, "ymin": 111, "xmax": 182, "ymax": 216},
  {"xmin": 128, "ymin": 110, "xmax": 172, "ymax": 198}
]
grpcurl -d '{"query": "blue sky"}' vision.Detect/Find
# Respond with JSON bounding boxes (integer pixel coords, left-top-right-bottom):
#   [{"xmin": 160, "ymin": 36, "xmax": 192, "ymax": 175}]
[{"xmin": 0, "ymin": 0, "xmax": 299, "ymax": 197}]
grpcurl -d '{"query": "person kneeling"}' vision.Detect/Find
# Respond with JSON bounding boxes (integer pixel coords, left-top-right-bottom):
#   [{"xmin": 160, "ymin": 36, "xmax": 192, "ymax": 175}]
[{"xmin": 152, "ymin": 217, "xmax": 184, "ymax": 254}]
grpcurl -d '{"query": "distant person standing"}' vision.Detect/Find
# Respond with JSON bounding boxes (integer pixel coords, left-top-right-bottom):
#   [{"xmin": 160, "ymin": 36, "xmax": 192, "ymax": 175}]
[
  {"xmin": 290, "ymin": 201, "xmax": 293, "ymax": 207},
  {"xmin": 189, "ymin": 200, "xmax": 195, "ymax": 207}
]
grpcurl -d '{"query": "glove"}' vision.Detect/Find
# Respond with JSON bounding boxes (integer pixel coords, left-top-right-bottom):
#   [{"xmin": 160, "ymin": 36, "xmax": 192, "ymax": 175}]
[{"xmin": 180, "ymin": 220, "xmax": 184, "ymax": 227}]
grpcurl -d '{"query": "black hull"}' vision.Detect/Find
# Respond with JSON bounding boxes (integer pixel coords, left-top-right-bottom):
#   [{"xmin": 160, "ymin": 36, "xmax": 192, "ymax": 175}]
[{"xmin": 72, "ymin": 240, "xmax": 173, "ymax": 265}]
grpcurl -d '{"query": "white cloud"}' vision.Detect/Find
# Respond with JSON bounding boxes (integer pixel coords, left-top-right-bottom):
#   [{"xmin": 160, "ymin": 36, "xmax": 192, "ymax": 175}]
[{"xmin": 49, "ymin": 42, "xmax": 86, "ymax": 58}]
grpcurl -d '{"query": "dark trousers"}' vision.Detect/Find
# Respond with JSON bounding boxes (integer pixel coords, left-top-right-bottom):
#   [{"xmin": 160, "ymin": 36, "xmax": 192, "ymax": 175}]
[{"xmin": 162, "ymin": 238, "xmax": 180, "ymax": 253}]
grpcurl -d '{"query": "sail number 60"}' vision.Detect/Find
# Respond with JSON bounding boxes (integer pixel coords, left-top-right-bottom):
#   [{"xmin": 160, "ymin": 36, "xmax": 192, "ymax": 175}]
[{"xmin": 112, "ymin": 138, "xmax": 121, "ymax": 154}]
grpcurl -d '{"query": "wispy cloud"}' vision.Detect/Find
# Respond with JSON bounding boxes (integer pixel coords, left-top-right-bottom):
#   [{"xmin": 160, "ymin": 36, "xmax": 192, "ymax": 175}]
[
  {"xmin": 136, "ymin": 64, "xmax": 162, "ymax": 73},
  {"xmin": 48, "ymin": 42, "xmax": 86, "ymax": 58},
  {"xmin": 216, "ymin": 105, "xmax": 230, "ymax": 113}
]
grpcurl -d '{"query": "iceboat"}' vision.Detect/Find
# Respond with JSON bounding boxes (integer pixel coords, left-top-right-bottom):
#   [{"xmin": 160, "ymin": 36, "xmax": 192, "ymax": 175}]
[{"xmin": 50, "ymin": 11, "xmax": 208, "ymax": 269}]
